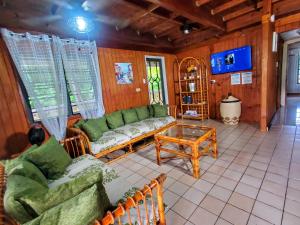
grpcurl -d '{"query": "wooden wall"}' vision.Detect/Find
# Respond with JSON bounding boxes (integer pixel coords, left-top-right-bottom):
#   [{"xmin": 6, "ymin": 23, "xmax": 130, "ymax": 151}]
[
  {"xmin": 176, "ymin": 26, "xmax": 262, "ymax": 123},
  {"xmin": 0, "ymin": 41, "xmax": 177, "ymax": 158}
]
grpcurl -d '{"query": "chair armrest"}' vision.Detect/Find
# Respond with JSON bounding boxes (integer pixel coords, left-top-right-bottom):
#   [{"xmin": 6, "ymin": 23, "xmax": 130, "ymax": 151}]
[
  {"xmin": 66, "ymin": 127, "xmax": 93, "ymax": 156},
  {"xmin": 168, "ymin": 105, "xmax": 177, "ymax": 119}
]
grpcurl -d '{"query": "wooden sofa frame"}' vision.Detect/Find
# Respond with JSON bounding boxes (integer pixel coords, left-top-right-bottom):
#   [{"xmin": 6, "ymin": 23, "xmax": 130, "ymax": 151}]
[
  {"xmin": 0, "ymin": 136, "xmax": 167, "ymax": 225},
  {"xmin": 67, "ymin": 105, "xmax": 177, "ymax": 162}
]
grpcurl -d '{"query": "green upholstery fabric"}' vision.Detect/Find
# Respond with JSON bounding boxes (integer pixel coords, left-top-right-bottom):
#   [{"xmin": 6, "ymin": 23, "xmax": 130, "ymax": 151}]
[
  {"xmin": 23, "ymin": 184, "xmax": 109, "ymax": 225},
  {"xmin": 106, "ymin": 111, "xmax": 124, "ymax": 129},
  {"xmin": 135, "ymin": 106, "xmax": 150, "ymax": 120},
  {"xmin": 24, "ymin": 136, "xmax": 72, "ymax": 180},
  {"xmin": 122, "ymin": 109, "xmax": 139, "ymax": 124},
  {"xmin": 3, "ymin": 145, "xmax": 38, "ymax": 175},
  {"xmin": 4, "ymin": 175, "xmax": 47, "ymax": 224},
  {"xmin": 20, "ymin": 168, "xmax": 105, "ymax": 216},
  {"xmin": 73, "ymin": 119, "xmax": 86, "ymax": 129},
  {"xmin": 97, "ymin": 116, "xmax": 110, "ymax": 132},
  {"xmin": 8, "ymin": 160, "xmax": 48, "ymax": 187},
  {"xmin": 148, "ymin": 105, "xmax": 154, "ymax": 117},
  {"xmin": 153, "ymin": 104, "xmax": 168, "ymax": 117},
  {"xmin": 82, "ymin": 120, "xmax": 103, "ymax": 142}
]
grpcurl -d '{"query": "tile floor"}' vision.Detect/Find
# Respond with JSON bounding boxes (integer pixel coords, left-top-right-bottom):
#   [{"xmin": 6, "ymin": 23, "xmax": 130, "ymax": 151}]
[{"xmin": 109, "ymin": 119, "xmax": 300, "ymax": 225}]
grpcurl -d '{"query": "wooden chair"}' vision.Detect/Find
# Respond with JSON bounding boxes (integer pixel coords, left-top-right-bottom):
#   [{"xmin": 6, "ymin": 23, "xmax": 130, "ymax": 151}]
[{"xmin": 0, "ymin": 136, "xmax": 167, "ymax": 225}]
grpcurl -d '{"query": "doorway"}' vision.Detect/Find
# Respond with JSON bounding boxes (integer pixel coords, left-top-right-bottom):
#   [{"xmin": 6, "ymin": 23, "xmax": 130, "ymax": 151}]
[{"xmin": 145, "ymin": 56, "xmax": 168, "ymax": 104}]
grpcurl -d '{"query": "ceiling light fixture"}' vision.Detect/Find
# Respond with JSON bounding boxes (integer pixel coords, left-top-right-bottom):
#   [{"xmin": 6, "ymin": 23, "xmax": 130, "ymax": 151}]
[
  {"xmin": 68, "ymin": 15, "xmax": 94, "ymax": 33},
  {"xmin": 180, "ymin": 23, "xmax": 192, "ymax": 34}
]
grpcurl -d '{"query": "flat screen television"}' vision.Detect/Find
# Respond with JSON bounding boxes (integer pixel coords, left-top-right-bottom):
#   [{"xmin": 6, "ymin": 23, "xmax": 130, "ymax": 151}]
[{"xmin": 210, "ymin": 45, "xmax": 252, "ymax": 75}]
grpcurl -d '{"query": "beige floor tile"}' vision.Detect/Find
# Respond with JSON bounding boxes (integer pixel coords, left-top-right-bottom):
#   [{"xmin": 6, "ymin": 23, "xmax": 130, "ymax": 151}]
[
  {"xmin": 178, "ymin": 175, "xmax": 197, "ymax": 186},
  {"xmin": 189, "ymin": 207, "xmax": 218, "ymax": 225},
  {"xmin": 209, "ymin": 185, "xmax": 232, "ymax": 202},
  {"xmin": 284, "ymin": 199, "xmax": 300, "ymax": 217},
  {"xmin": 200, "ymin": 195, "xmax": 226, "ymax": 216},
  {"xmin": 282, "ymin": 212, "xmax": 300, "ymax": 225},
  {"xmin": 249, "ymin": 161, "xmax": 268, "ymax": 171},
  {"xmin": 215, "ymin": 218, "xmax": 232, "ymax": 225},
  {"xmin": 168, "ymin": 168, "xmax": 185, "ymax": 180},
  {"xmin": 136, "ymin": 166, "xmax": 152, "ymax": 176},
  {"xmin": 252, "ymin": 201, "xmax": 282, "ymax": 225},
  {"xmin": 201, "ymin": 171, "xmax": 220, "ymax": 183},
  {"xmin": 288, "ymin": 178, "xmax": 300, "ymax": 191},
  {"xmin": 286, "ymin": 187, "xmax": 300, "ymax": 202},
  {"xmin": 183, "ymin": 187, "xmax": 206, "ymax": 205},
  {"xmin": 192, "ymin": 179, "xmax": 214, "ymax": 193},
  {"xmin": 164, "ymin": 176, "xmax": 176, "ymax": 189},
  {"xmin": 228, "ymin": 192, "xmax": 255, "ymax": 213},
  {"xmin": 164, "ymin": 190, "xmax": 180, "ymax": 208},
  {"xmin": 166, "ymin": 210, "xmax": 187, "ymax": 225},
  {"xmin": 216, "ymin": 176, "xmax": 238, "ymax": 191},
  {"xmin": 264, "ymin": 172, "xmax": 288, "ymax": 185},
  {"xmin": 261, "ymin": 180, "xmax": 286, "ymax": 197},
  {"xmin": 247, "ymin": 214, "xmax": 273, "ymax": 225},
  {"xmin": 228, "ymin": 163, "xmax": 247, "ymax": 173},
  {"xmin": 235, "ymin": 183, "xmax": 259, "ymax": 199},
  {"xmin": 223, "ymin": 169, "xmax": 243, "ymax": 181},
  {"xmin": 220, "ymin": 204, "xmax": 250, "ymax": 225},
  {"xmin": 245, "ymin": 167, "xmax": 266, "ymax": 179},
  {"xmin": 241, "ymin": 174, "xmax": 262, "ymax": 188},
  {"xmin": 172, "ymin": 198, "xmax": 197, "ymax": 220},
  {"xmin": 168, "ymin": 181, "xmax": 190, "ymax": 196},
  {"xmin": 208, "ymin": 164, "xmax": 226, "ymax": 175},
  {"xmin": 184, "ymin": 221, "xmax": 194, "ymax": 225},
  {"xmin": 257, "ymin": 190, "xmax": 285, "ymax": 210}
]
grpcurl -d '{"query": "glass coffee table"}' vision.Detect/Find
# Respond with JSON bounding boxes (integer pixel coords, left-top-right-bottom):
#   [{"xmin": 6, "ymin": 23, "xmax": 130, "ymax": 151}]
[{"xmin": 154, "ymin": 123, "xmax": 217, "ymax": 178}]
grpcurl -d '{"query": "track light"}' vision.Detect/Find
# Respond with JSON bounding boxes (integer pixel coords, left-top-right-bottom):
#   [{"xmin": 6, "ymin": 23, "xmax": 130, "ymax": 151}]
[{"xmin": 180, "ymin": 23, "xmax": 192, "ymax": 34}]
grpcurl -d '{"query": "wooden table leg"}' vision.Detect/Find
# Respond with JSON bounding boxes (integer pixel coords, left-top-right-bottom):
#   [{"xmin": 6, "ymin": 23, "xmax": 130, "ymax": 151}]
[
  {"xmin": 155, "ymin": 137, "xmax": 161, "ymax": 166},
  {"xmin": 191, "ymin": 144, "xmax": 200, "ymax": 179},
  {"xmin": 212, "ymin": 128, "xmax": 218, "ymax": 159}
]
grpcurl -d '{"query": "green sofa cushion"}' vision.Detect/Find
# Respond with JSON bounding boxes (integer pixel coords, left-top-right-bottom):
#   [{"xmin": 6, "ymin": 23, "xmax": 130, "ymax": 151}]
[
  {"xmin": 106, "ymin": 111, "xmax": 124, "ymax": 129},
  {"xmin": 135, "ymin": 106, "xmax": 150, "ymax": 120},
  {"xmin": 24, "ymin": 136, "xmax": 72, "ymax": 180},
  {"xmin": 153, "ymin": 104, "xmax": 168, "ymax": 117},
  {"xmin": 73, "ymin": 119, "xmax": 86, "ymax": 129},
  {"xmin": 20, "ymin": 168, "xmax": 107, "ymax": 216},
  {"xmin": 8, "ymin": 160, "xmax": 48, "ymax": 187},
  {"xmin": 82, "ymin": 119, "xmax": 103, "ymax": 142},
  {"xmin": 4, "ymin": 175, "xmax": 47, "ymax": 224},
  {"xmin": 23, "ymin": 184, "xmax": 110, "ymax": 225},
  {"xmin": 148, "ymin": 105, "xmax": 154, "ymax": 117},
  {"xmin": 122, "ymin": 109, "xmax": 139, "ymax": 124}
]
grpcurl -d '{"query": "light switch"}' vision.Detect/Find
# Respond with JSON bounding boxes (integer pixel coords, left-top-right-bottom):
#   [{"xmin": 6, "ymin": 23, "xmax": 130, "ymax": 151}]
[
  {"xmin": 136, "ymin": 88, "xmax": 141, "ymax": 92},
  {"xmin": 143, "ymin": 78, "xmax": 146, "ymax": 84}
]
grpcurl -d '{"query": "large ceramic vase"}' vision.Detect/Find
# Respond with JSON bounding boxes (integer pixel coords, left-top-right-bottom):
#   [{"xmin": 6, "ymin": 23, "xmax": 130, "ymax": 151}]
[{"xmin": 220, "ymin": 95, "xmax": 241, "ymax": 125}]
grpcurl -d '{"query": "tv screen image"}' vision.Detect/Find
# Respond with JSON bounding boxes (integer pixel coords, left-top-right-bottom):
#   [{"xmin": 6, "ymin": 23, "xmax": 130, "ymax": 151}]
[{"xmin": 210, "ymin": 45, "xmax": 252, "ymax": 75}]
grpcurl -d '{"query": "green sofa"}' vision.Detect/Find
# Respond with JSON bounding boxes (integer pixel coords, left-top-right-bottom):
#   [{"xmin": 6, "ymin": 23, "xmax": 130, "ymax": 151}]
[{"xmin": 68, "ymin": 104, "xmax": 176, "ymax": 159}]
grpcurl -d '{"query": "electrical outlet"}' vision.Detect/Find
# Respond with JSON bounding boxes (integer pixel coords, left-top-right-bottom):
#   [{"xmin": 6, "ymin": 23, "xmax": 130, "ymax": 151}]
[{"xmin": 136, "ymin": 88, "xmax": 141, "ymax": 92}]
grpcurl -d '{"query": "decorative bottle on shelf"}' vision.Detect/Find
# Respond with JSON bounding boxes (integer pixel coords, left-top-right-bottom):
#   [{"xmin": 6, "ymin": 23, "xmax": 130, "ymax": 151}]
[{"xmin": 189, "ymin": 82, "xmax": 195, "ymax": 92}]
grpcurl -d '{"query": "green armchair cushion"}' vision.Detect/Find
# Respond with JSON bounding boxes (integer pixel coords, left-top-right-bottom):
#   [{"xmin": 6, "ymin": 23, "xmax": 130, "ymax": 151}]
[
  {"xmin": 135, "ymin": 106, "xmax": 150, "ymax": 120},
  {"xmin": 73, "ymin": 119, "xmax": 86, "ymax": 129},
  {"xmin": 122, "ymin": 109, "xmax": 139, "ymax": 124},
  {"xmin": 106, "ymin": 111, "xmax": 124, "ymax": 129},
  {"xmin": 4, "ymin": 175, "xmax": 47, "ymax": 224},
  {"xmin": 82, "ymin": 119, "xmax": 104, "ymax": 142},
  {"xmin": 23, "ymin": 184, "xmax": 109, "ymax": 225},
  {"xmin": 8, "ymin": 160, "xmax": 48, "ymax": 187},
  {"xmin": 148, "ymin": 105, "xmax": 154, "ymax": 117},
  {"xmin": 20, "ymin": 168, "xmax": 107, "ymax": 216},
  {"xmin": 153, "ymin": 104, "xmax": 168, "ymax": 117},
  {"xmin": 24, "ymin": 136, "xmax": 72, "ymax": 180}
]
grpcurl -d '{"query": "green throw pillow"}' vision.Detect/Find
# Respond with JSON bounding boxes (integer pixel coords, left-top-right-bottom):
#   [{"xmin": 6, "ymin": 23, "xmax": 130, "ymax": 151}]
[
  {"xmin": 148, "ymin": 105, "xmax": 154, "ymax": 117},
  {"xmin": 106, "ymin": 111, "xmax": 124, "ymax": 129},
  {"xmin": 24, "ymin": 136, "xmax": 72, "ymax": 180},
  {"xmin": 135, "ymin": 106, "xmax": 150, "ymax": 120},
  {"xmin": 4, "ymin": 175, "xmax": 47, "ymax": 224},
  {"xmin": 8, "ymin": 160, "xmax": 48, "ymax": 187},
  {"xmin": 20, "ymin": 168, "xmax": 106, "ymax": 216},
  {"xmin": 122, "ymin": 109, "xmax": 139, "ymax": 124},
  {"xmin": 73, "ymin": 119, "xmax": 86, "ymax": 129},
  {"xmin": 82, "ymin": 120, "xmax": 103, "ymax": 142},
  {"xmin": 96, "ymin": 116, "xmax": 109, "ymax": 132},
  {"xmin": 23, "ymin": 184, "xmax": 110, "ymax": 225},
  {"xmin": 153, "ymin": 104, "xmax": 168, "ymax": 117}
]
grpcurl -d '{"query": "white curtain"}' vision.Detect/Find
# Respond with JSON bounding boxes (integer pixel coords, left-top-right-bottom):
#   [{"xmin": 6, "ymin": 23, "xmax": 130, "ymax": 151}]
[
  {"xmin": 60, "ymin": 38, "xmax": 105, "ymax": 119},
  {"xmin": 1, "ymin": 28, "xmax": 68, "ymax": 140}
]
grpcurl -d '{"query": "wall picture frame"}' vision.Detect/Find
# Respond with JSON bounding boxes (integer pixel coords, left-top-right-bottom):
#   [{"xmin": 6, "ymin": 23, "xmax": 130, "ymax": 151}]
[{"xmin": 114, "ymin": 62, "xmax": 133, "ymax": 84}]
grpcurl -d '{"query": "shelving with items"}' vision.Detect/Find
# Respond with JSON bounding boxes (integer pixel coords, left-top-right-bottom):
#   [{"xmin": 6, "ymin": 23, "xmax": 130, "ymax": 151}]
[{"xmin": 177, "ymin": 57, "xmax": 209, "ymax": 120}]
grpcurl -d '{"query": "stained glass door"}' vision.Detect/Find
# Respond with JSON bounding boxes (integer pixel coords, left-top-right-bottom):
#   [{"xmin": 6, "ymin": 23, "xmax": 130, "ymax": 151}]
[{"xmin": 146, "ymin": 58, "xmax": 166, "ymax": 104}]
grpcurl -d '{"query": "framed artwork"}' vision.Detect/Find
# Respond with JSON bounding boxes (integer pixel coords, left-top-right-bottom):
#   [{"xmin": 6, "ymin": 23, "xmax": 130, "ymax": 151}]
[{"xmin": 114, "ymin": 62, "xmax": 133, "ymax": 84}]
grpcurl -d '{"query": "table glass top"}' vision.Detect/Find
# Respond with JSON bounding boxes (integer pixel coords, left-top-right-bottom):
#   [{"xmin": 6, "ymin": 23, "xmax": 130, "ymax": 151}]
[{"xmin": 159, "ymin": 124, "xmax": 210, "ymax": 141}]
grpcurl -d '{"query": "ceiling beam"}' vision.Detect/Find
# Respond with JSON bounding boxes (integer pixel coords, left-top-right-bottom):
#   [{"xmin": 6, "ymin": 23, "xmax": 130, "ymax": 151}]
[
  {"xmin": 145, "ymin": 0, "xmax": 225, "ymax": 31},
  {"xmin": 212, "ymin": 0, "xmax": 248, "ymax": 15},
  {"xmin": 195, "ymin": 0, "xmax": 212, "ymax": 7},
  {"xmin": 142, "ymin": 12, "xmax": 179, "ymax": 33},
  {"xmin": 118, "ymin": 4, "xmax": 159, "ymax": 29}
]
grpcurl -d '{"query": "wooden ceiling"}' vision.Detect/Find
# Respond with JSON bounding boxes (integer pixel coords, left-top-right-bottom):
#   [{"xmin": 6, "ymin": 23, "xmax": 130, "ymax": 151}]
[{"xmin": 0, "ymin": 0, "xmax": 300, "ymax": 52}]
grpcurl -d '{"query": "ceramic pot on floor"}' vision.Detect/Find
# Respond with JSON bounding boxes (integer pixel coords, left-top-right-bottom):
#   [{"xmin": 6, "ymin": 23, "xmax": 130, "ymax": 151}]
[{"xmin": 220, "ymin": 94, "xmax": 241, "ymax": 125}]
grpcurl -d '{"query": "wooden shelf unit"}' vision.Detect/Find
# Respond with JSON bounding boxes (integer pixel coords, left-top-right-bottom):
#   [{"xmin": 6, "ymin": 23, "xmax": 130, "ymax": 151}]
[{"xmin": 178, "ymin": 57, "xmax": 209, "ymax": 120}]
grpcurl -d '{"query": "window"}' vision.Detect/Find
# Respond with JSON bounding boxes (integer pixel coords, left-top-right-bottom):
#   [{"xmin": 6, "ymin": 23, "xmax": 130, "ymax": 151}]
[{"xmin": 298, "ymin": 54, "xmax": 300, "ymax": 84}]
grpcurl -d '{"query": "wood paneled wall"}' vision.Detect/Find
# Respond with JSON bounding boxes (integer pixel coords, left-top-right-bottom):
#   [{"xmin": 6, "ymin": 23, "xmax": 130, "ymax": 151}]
[
  {"xmin": 176, "ymin": 27, "xmax": 263, "ymax": 123},
  {"xmin": 0, "ymin": 40, "xmax": 176, "ymax": 158}
]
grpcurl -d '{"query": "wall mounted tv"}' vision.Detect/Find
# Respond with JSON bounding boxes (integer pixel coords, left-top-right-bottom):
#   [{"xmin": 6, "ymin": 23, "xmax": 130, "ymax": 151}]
[{"xmin": 210, "ymin": 45, "xmax": 252, "ymax": 75}]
